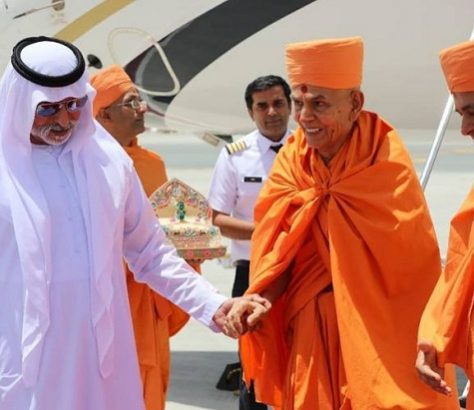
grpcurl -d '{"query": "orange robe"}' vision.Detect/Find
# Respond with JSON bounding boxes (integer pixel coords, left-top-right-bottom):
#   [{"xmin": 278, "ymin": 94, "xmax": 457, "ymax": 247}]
[
  {"xmin": 240, "ymin": 111, "xmax": 458, "ymax": 409},
  {"xmin": 419, "ymin": 185, "xmax": 474, "ymax": 409},
  {"xmin": 124, "ymin": 138, "xmax": 193, "ymax": 410}
]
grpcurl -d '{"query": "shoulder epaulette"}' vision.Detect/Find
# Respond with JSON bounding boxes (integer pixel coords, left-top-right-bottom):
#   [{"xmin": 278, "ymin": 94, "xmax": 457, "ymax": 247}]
[{"xmin": 225, "ymin": 139, "xmax": 247, "ymax": 155}]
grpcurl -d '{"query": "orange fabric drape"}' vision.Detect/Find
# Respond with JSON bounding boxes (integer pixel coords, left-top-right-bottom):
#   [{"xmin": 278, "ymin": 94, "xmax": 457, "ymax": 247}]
[
  {"xmin": 240, "ymin": 111, "xmax": 457, "ymax": 409},
  {"xmin": 124, "ymin": 138, "xmax": 197, "ymax": 410},
  {"xmin": 419, "ymin": 185, "xmax": 474, "ymax": 409}
]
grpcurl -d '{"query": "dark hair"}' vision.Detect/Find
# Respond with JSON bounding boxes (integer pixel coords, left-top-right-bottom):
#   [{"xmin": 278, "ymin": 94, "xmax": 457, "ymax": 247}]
[{"xmin": 244, "ymin": 75, "xmax": 291, "ymax": 109}]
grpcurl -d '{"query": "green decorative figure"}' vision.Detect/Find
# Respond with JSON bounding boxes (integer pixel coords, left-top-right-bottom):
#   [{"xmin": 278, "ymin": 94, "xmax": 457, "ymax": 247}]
[{"xmin": 176, "ymin": 200, "xmax": 186, "ymax": 221}]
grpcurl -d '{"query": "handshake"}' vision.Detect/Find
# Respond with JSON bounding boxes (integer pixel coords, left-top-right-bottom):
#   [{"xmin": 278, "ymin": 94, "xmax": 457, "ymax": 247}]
[{"xmin": 212, "ymin": 294, "xmax": 271, "ymax": 338}]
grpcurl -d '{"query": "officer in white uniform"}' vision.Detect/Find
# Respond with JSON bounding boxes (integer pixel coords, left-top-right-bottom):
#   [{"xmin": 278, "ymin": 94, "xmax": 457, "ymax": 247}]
[{"xmin": 208, "ymin": 75, "xmax": 292, "ymax": 410}]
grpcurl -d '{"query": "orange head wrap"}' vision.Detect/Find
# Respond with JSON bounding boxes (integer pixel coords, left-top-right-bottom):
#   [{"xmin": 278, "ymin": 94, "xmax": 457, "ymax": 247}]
[
  {"xmin": 439, "ymin": 40, "xmax": 474, "ymax": 93},
  {"xmin": 285, "ymin": 36, "xmax": 363, "ymax": 89},
  {"xmin": 90, "ymin": 65, "xmax": 135, "ymax": 117}
]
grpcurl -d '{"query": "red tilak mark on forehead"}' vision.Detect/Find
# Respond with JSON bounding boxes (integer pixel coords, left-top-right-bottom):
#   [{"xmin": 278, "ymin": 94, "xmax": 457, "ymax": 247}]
[{"xmin": 300, "ymin": 84, "xmax": 308, "ymax": 93}]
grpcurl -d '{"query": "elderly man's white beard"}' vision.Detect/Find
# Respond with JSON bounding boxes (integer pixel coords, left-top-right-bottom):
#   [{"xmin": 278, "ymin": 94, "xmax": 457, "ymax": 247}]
[{"xmin": 31, "ymin": 121, "xmax": 78, "ymax": 146}]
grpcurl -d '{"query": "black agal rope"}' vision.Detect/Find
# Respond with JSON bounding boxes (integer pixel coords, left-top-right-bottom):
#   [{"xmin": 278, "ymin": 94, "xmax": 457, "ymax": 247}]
[{"xmin": 11, "ymin": 36, "xmax": 85, "ymax": 87}]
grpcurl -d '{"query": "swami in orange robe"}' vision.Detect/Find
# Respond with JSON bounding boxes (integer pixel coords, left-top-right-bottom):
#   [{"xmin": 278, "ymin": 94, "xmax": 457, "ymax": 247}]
[
  {"xmin": 418, "ymin": 39, "xmax": 474, "ymax": 408},
  {"xmin": 91, "ymin": 66, "xmax": 194, "ymax": 410},
  {"xmin": 239, "ymin": 37, "xmax": 457, "ymax": 409}
]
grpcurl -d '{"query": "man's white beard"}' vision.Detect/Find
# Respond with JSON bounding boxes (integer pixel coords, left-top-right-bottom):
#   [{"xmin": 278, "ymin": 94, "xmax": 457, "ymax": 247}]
[{"xmin": 31, "ymin": 121, "xmax": 78, "ymax": 146}]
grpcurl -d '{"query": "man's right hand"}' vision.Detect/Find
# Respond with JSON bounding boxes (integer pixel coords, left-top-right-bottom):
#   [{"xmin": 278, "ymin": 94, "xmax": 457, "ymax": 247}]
[
  {"xmin": 415, "ymin": 341, "xmax": 452, "ymax": 396},
  {"xmin": 220, "ymin": 294, "xmax": 271, "ymax": 338}
]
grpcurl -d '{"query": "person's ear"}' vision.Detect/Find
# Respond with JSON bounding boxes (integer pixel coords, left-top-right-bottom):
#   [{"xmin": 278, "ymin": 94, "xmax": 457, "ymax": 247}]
[
  {"xmin": 97, "ymin": 107, "xmax": 112, "ymax": 122},
  {"xmin": 248, "ymin": 108, "xmax": 255, "ymax": 122},
  {"xmin": 350, "ymin": 90, "xmax": 364, "ymax": 121}
]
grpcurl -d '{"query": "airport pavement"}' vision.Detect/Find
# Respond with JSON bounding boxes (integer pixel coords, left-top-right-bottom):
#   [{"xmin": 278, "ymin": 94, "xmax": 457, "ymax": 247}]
[{"xmin": 140, "ymin": 128, "xmax": 472, "ymax": 409}]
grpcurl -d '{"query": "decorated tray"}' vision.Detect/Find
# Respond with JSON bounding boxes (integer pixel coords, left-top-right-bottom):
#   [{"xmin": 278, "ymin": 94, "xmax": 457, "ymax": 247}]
[{"xmin": 149, "ymin": 178, "xmax": 227, "ymax": 261}]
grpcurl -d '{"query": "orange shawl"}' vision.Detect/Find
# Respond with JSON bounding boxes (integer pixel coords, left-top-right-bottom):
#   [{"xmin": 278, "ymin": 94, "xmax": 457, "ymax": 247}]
[
  {"xmin": 241, "ymin": 111, "xmax": 456, "ymax": 409},
  {"xmin": 419, "ymin": 185, "xmax": 474, "ymax": 405},
  {"xmin": 124, "ymin": 138, "xmax": 190, "ymax": 410}
]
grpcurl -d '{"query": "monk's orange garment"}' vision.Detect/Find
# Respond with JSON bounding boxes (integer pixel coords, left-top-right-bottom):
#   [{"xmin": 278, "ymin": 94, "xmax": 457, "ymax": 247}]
[
  {"xmin": 419, "ymin": 185, "xmax": 474, "ymax": 409},
  {"xmin": 240, "ymin": 111, "xmax": 458, "ymax": 409},
  {"xmin": 124, "ymin": 138, "xmax": 193, "ymax": 410}
]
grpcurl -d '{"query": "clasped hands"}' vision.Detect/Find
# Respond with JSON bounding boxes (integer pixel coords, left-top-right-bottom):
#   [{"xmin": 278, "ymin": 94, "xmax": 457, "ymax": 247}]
[{"xmin": 213, "ymin": 294, "xmax": 271, "ymax": 338}]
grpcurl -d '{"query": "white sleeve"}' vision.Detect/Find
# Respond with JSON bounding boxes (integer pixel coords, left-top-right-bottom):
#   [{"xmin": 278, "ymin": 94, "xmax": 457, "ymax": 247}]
[
  {"xmin": 122, "ymin": 171, "xmax": 227, "ymax": 331},
  {"xmin": 208, "ymin": 148, "xmax": 238, "ymax": 214}
]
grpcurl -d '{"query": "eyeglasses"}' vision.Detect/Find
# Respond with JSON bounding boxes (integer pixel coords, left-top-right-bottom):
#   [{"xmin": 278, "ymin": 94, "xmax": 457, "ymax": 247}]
[
  {"xmin": 112, "ymin": 99, "xmax": 147, "ymax": 111},
  {"xmin": 36, "ymin": 95, "xmax": 89, "ymax": 118}
]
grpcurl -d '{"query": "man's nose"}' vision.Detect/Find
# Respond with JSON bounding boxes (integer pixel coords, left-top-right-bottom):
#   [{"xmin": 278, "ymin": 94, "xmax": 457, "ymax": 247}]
[
  {"xmin": 267, "ymin": 105, "xmax": 277, "ymax": 115},
  {"xmin": 138, "ymin": 101, "xmax": 148, "ymax": 113},
  {"xmin": 299, "ymin": 104, "xmax": 314, "ymax": 122},
  {"xmin": 461, "ymin": 117, "xmax": 474, "ymax": 137},
  {"xmin": 54, "ymin": 106, "xmax": 71, "ymax": 127}
]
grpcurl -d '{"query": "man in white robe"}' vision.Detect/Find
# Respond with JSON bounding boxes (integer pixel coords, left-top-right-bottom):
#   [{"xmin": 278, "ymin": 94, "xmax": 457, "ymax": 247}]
[{"xmin": 0, "ymin": 36, "xmax": 268, "ymax": 410}]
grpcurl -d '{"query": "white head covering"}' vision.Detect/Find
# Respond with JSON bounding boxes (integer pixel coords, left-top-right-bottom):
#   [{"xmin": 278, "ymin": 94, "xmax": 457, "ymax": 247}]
[{"xmin": 0, "ymin": 37, "xmax": 126, "ymax": 385}]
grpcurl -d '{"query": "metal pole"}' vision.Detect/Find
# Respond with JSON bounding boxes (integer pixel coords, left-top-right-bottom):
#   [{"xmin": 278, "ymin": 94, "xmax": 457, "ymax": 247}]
[
  {"xmin": 420, "ymin": 25, "xmax": 474, "ymax": 190},
  {"xmin": 419, "ymin": 95, "xmax": 453, "ymax": 190}
]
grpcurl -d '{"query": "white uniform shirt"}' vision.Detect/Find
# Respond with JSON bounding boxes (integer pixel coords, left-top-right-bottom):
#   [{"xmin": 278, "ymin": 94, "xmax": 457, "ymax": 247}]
[
  {"xmin": 0, "ymin": 144, "xmax": 226, "ymax": 410},
  {"xmin": 208, "ymin": 129, "xmax": 291, "ymax": 262}
]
